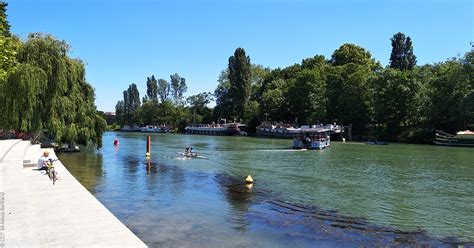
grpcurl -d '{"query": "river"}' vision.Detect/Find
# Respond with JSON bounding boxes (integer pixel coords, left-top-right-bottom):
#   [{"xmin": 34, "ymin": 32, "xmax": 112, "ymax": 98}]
[{"xmin": 58, "ymin": 132, "xmax": 474, "ymax": 247}]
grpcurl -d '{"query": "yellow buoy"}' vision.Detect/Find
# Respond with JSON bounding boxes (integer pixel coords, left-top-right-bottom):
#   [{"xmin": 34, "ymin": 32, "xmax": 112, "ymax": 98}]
[{"xmin": 245, "ymin": 175, "xmax": 253, "ymax": 184}]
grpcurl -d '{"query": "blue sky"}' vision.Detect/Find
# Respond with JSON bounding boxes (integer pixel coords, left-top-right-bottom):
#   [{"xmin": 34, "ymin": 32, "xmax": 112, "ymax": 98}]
[{"xmin": 6, "ymin": 0, "xmax": 473, "ymax": 112}]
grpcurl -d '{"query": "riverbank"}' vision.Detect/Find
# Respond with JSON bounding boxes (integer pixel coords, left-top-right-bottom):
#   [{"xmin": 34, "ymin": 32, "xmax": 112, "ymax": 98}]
[{"xmin": 0, "ymin": 140, "xmax": 146, "ymax": 247}]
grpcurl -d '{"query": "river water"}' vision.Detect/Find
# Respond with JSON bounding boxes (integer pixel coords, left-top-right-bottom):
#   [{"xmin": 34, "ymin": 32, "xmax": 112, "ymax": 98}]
[{"xmin": 58, "ymin": 132, "xmax": 474, "ymax": 247}]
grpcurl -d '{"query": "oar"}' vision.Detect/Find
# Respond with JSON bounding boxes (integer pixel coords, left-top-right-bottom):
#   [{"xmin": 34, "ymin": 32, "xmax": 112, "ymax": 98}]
[{"xmin": 193, "ymin": 151, "xmax": 213, "ymax": 155}]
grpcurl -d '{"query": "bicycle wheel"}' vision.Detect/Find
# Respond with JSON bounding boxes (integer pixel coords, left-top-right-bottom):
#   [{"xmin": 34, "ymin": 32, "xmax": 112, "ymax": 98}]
[
  {"xmin": 48, "ymin": 168, "xmax": 54, "ymax": 181},
  {"xmin": 52, "ymin": 169, "xmax": 57, "ymax": 185}
]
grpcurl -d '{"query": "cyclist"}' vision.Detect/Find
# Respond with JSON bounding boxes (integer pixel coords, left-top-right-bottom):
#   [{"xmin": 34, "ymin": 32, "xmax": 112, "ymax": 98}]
[{"xmin": 37, "ymin": 150, "xmax": 51, "ymax": 171}]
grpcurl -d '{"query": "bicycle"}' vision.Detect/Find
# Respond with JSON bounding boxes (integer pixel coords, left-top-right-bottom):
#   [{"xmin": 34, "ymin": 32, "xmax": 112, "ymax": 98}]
[{"xmin": 45, "ymin": 158, "xmax": 58, "ymax": 185}]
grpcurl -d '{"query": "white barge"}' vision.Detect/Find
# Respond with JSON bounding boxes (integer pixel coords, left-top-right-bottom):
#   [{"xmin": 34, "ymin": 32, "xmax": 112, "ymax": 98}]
[{"xmin": 257, "ymin": 123, "xmax": 342, "ymax": 139}]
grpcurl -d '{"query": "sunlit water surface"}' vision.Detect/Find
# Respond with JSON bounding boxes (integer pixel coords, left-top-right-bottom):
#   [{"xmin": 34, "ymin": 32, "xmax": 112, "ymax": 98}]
[{"xmin": 58, "ymin": 132, "xmax": 474, "ymax": 247}]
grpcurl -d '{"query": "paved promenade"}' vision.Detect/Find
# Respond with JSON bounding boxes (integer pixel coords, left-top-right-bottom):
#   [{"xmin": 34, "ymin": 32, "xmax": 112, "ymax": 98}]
[{"xmin": 0, "ymin": 140, "xmax": 147, "ymax": 247}]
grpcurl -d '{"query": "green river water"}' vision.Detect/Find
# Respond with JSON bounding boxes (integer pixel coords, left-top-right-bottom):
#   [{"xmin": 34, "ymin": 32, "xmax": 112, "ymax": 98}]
[{"xmin": 58, "ymin": 132, "xmax": 474, "ymax": 247}]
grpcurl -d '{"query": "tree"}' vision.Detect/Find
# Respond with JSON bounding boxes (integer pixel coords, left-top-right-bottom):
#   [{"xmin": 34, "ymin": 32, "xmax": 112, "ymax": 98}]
[
  {"xmin": 249, "ymin": 64, "xmax": 270, "ymax": 100},
  {"xmin": 144, "ymin": 75, "xmax": 158, "ymax": 103},
  {"xmin": 302, "ymin": 55, "xmax": 326, "ymax": 70},
  {"xmin": 280, "ymin": 64, "xmax": 302, "ymax": 80},
  {"xmin": 372, "ymin": 68, "xmax": 423, "ymax": 139},
  {"xmin": 115, "ymin": 100, "xmax": 125, "ymax": 125},
  {"xmin": 0, "ymin": 35, "xmax": 19, "ymax": 81},
  {"xmin": 187, "ymin": 92, "xmax": 213, "ymax": 123},
  {"xmin": 426, "ymin": 57, "xmax": 471, "ymax": 133},
  {"xmin": 331, "ymin": 43, "xmax": 378, "ymax": 70},
  {"xmin": 228, "ymin": 47, "xmax": 251, "ymax": 121},
  {"xmin": 328, "ymin": 45, "xmax": 377, "ymax": 130},
  {"xmin": 156, "ymin": 101, "xmax": 176, "ymax": 127},
  {"xmin": 0, "ymin": 1, "xmax": 19, "ymax": 81},
  {"xmin": 213, "ymin": 69, "xmax": 233, "ymax": 121},
  {"xmin": 389, "ymin": 32, "xmax": 417, "ymax": 70},
  {"xmin": 260, "ymin": 78, "xmax": 288, "ymax": 121},
  {"xmin": 2, "ymin": 63, "xmax": 46, "ymax": 131},
  {"xmin": 121, "ymin": 83, "xmax": 141, "ymax": 125},
  {"xmin": 326, "ymin": 64, "xmax": 372, "ymax": 130},
  {"xmin": 155, "ymin": 101, "xmax": 191, "ymax": 131},
  {"xmin": 157, "ymin": 78, "xmax": 170, "ymax": 103},
  {"xmin": 170, "ymin": 73, "xmax": 187, "ymax": 105},
  {"xmin": 0, "ymin": 1, "xmax": 11, "ymax": 36},
  {"xmin": 286, "ymin": 69, "xmax": 327, "ymax": 124},
  {"xmin": 1, "ymin": 33, "xmax": 106, "ymax": 147},
  {"xmin": 139, "ymin": 99, "xmax": 159, "ymax": 125}
]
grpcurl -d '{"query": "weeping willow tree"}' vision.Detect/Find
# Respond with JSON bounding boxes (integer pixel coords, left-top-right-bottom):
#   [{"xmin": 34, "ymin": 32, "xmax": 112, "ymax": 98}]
[
  {"xmin": 0, "ymin": 1, "xmax": 20, "ymax": 114},
  {"xmin": 1, "ymin": 33, "xmax": 106, "ymax": 148}
]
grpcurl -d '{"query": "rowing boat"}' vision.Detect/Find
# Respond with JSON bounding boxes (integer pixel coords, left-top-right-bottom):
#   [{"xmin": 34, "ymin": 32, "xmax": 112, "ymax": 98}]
[{"xmin": 175, "ymin": 152, "xmax": 209, "ymax": 159}]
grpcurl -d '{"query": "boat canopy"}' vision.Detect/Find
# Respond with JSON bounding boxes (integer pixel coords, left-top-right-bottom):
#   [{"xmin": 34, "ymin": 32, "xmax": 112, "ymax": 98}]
[{"xmin": 457, "ymin": 130, "xmax": 474, "ymax": 135}]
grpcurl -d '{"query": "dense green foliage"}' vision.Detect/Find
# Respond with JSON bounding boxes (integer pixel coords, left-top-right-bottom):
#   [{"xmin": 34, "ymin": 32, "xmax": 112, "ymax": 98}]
[
  {"xmin": 143, "ymin": 75, "xmax": 158, "ymax": 103},
  {"xmin": 113, "ymin": 34, "xmax": 472, "ymax": 143},
  {"xmin": 117, "ymin": 83, "xmax": 141, "ymax": 126},
  {"xmin": 157, "ymin": 78, "xmax": 170, "ymax": 103},
  {"xmin": 187, "ymin": 92, "xmax": 213, "ymax": 124},
  {"xmin": 212, "ymin": 42, "xmax": 472, "ymax": 142},
  {"xmin": 0, "ymin": 1, "xmax": 18, "ymax": 81},
  {"xmin": 0, "ymin": 1, "xmax": 10, "ymax": 36},
  {"xmin": 390, "ymin": 32, "xmax": 417, "ymax": 71},
  {"xmin": 170, "ymin": 73, "xmax": 187, "ymax": 105},
  {"xmin": 115, "ymin": 74, "xmax": 193, "ymax": 131},
  {"xmin": 212, "ymin": 69, "xmax": 232, "ymax": 122},
  {"xmin": 0, "ymin": 3, "xmax": 106, "ymax": 147},
  {"xmin": 227, "ymin": 48, "xmax": 252, "ymax": 120},
  {"xmin": 0, "ymin": 34, "xmax": 106, "ymax": 147}
]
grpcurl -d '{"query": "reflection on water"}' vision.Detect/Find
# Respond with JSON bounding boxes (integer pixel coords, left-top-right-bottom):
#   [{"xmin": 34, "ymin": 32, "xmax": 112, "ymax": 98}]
[
  {"xmin": 58, "ymin": 132, "xmax": 474, "ymax": 247},
  {"xmin": 215, "ymin": 174, "xmax": 256, "ymax": 233},
  {"xmin": 58, "ymin": 150, "xmax": 104, "ymax": 192}
]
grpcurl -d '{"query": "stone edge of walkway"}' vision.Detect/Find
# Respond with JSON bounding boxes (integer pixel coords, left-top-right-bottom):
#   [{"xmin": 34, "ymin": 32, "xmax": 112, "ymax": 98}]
[{"xmin": 1, "ymin": 140, "xmax": 148, "ymax": 247}]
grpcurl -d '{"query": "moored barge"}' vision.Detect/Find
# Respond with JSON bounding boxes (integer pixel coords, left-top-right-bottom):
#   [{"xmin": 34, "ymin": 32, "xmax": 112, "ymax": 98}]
[
  {"xmin": 434, "ymin": 130, "xmax": 474, "ymax": 147},
  {"xmin": 185, "ymin": 123, "xmax": 246, "ymax": 136},
  {"xmin": 257, "ymin": 123, "xmax": 342, "ymax": 139}
]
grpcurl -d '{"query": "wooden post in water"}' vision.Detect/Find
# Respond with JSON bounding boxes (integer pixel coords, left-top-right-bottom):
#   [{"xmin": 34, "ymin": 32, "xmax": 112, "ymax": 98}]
[{"xmin": 146, "ymin": 135, "xmax": 151, "ymax": 157}]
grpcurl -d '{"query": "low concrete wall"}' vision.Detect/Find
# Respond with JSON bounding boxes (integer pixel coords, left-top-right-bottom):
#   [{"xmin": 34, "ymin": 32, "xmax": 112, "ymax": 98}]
[{"xmin": 0, "ymin": 139, "xmax": 21, "ymax": 162}]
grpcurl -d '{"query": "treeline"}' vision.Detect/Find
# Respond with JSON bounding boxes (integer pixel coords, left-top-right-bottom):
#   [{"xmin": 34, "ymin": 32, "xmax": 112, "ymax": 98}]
[
  {"xmin": 220, "ymin": 40, "xmax": 474, "ymax": 142},
  {"xmin": 115, "ymin": 74, "xmax": 214, "ymax": 131},
  {"xmin": 117, "ymin": 33, "xmax": 473, "ymax": 142},
  {"xmin": 0, "ymin": 2, "xmax": 106, "ymax": 147},
  {"xmin": 214, "ymin": 38, "xmax": 473, "ymax": 142}
]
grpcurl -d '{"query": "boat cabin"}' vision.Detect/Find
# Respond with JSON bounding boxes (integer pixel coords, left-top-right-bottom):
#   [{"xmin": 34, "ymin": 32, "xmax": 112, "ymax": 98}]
[{"xmin": 292, "ymin": 130, "xmax": 331, "ymax": 150}]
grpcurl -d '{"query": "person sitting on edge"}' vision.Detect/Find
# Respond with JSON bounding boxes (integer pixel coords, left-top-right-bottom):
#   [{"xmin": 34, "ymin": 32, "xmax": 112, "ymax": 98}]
[{"xmin": 37, "ymin": 150, "xmax": 51, "ymax": 172}]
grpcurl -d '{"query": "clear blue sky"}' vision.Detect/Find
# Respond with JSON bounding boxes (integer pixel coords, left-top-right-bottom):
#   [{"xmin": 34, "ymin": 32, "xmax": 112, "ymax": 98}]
[{"xmin": 7, "ymin": 0, "xmax": 473, "ymax": 112}]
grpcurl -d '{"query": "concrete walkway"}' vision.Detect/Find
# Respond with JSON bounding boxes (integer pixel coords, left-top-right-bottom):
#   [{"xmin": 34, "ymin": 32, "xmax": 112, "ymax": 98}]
[{"xmin": 0, "ymin": 140, "xmax": 147, "ymax": 247}]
